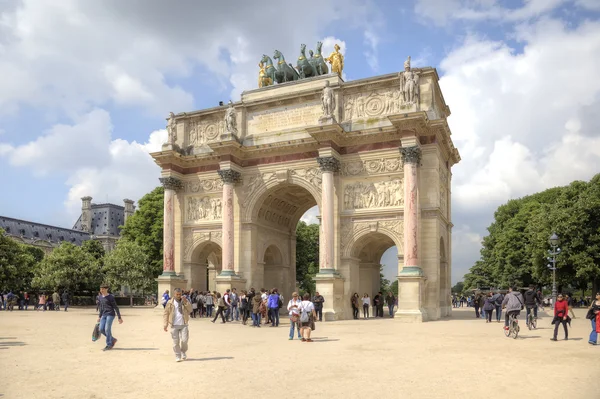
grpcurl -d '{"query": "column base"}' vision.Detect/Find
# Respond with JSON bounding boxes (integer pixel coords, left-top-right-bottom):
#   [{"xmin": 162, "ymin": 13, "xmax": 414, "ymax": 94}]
[
  {"xmin": 395, "ymin": 267, "xmax": 427, "ymax": 322},
  {"xmin": 215, "ymin": 273, "xmax": 246, "ymax": 293},
  {"xmin": 314, "ymin": 272, "xmax": 345, "ymax": 321},
  {"xmin": 155, "ymin": 273, "xmax": 187, "ymax": 311}
]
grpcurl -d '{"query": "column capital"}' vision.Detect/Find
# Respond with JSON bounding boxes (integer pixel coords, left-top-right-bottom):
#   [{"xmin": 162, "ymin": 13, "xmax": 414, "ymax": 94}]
[
  {"xmin": 400, "ymin": 146, "xmax": 422, "ymax": 165},
  {"xmin": 317, "ymin": 156, "xmax": 340, "ymax": 173},
  {"xmin": 159, "ymin": 176, "xmax": 184, "ymax": 191},
  {"xmin": 218, "ymin": 169, "xmax": 241, "ymax": 184}
]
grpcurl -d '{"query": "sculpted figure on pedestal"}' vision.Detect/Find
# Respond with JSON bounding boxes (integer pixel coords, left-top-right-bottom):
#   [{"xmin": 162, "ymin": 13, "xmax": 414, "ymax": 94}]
[
  {"xmin": 166, "ymin": 112, "xmax": 176, "ymax": 144},
  {"xmin": 399, "ymin": 56, "xmax": 420, "ymax": 104},
  {"xmin": 321, "ymin": 81, "xmax": 336, "ymax": 118},
  {"xmin": 258, "ymin": 61, "xmax": 273, "ymax": 88},
  {"xmin": 326, "ymin": 43, "xmax": 344, "ymax": 76},
  {"xmin": 224, "ymin": 101, "xmax": 238, "ymax": 135}
]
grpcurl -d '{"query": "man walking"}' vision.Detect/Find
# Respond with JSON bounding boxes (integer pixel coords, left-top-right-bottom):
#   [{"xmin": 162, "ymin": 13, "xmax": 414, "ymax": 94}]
[
  {"xmin": 62, "ymin": 290, "xmax": 70, "ymax": 312},
  {"xmin": 312, "ymin": 292, "xmax": 325, "ymax": 322},
  {"xmin": 223, "ymin": 289, "xmax": 232, "ymax": 322},
  {"xmin": 52, "ymin": 290, "xmax": 60, "ymax": 311},
  {"xmin": 268, "ymin": 289, "xmax": 280, "ymax": 327},
  {"xmin": 230, "ymin": 288, "xmax": 239, "ymax": 322},
  {"xmin": 97, "ymin": 284, "xmax": 123, "ymax": 351},
  {"xmin": 163, "ymin": 288, "xmax": 192, "ymax": 362}
]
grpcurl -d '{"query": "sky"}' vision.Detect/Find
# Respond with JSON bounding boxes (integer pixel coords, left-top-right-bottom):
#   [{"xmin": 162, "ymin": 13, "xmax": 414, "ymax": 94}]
[{"xmin": 1, "ymin": 0, "xmax": 600, "ymax": 284}]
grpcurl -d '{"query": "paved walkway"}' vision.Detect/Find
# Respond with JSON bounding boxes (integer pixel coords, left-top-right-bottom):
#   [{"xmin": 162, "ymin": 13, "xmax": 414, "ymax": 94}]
[{"xmin": 0, "ymin": 307, "xmax": 597, "ymax": 398}]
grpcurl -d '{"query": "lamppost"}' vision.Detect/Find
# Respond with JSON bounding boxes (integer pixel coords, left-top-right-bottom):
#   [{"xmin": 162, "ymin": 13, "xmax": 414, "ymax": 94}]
[{"xmin": 547, "ymin": 232, "xmax": 561, "ymax": 304}]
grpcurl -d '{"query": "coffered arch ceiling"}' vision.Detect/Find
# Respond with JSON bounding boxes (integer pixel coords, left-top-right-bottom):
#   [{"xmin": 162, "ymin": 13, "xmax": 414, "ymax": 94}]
[{"xmin": 255, "ymin": 183, "xmax": 318, "ymax": 231}]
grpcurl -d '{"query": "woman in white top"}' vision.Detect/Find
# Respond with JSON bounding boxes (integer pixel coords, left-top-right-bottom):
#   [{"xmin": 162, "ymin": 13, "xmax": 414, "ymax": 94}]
[
  {"xmin": 362, "ymin": 293, "xmax": 371, "ymax": 319},
  {"xmin": 300, "ymin": 293, "xmax": 317, "ymax": 342},
  {"xmin": 287, "ymin": 292, "xmax": 303, "ymax": 340}
]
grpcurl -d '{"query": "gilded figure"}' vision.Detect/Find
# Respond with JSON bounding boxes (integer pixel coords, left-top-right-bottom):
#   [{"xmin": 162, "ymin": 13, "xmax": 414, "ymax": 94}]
[
  {"xmin": 258, "ymin": 61, "xmax": 273, "ymax": 88},
  {"xmin": 326, "ymin": 43, "xmax": 344, "ymax": 76}
]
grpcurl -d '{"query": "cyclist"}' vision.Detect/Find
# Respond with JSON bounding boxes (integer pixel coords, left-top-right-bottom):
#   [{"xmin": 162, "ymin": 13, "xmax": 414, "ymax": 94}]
[
  {"xmin": 502, "ymin": 286, "xmax": 525, "ymax": 331},
  {"xmin": 524, "ymin": 285, "xmax": 541, "ymax": 325}
]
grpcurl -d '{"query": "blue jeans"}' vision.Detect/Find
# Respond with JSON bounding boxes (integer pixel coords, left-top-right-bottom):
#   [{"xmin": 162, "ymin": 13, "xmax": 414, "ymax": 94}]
[
  {"xmin": 99, "ymin": 315, "xmax": 115, "ymax": 347},
  {"xmin": 269, "ymin": 308, "xmax": 279, "ymax": 326},
  {"xmin": 590, "ymin": 319, "xmax": 598, "ymax": 344},
  {"xmin": 388, "ymin": 304, "xmax": 395, "ymax": 317},
  {"xmin": 231, "ymin": 305, "xmax": 239, "ymax": 321},
  {"xmin": 526, "ymin": 306, "xmax": 538, "ymax": 321},
  {"xmin": 206, "ymin": 304, "xmax": 213, "ymax": 317},
  {"xmin": 252, "ymin": 312, "xmax": 261, "ymax": 326},
  {"xmin": 495, "ymin": 305, "xmax": 502, "ymax": 321},
  {"xmin": 63, "ymin": 301, "xmax": 69, "ymax": 311},
  {"xmin": 481, "ymin": 309, "xmax": 486, "ymax": 319},
  {"xmin": 289, "ymin": 319, "xmax": 301, "ymax": 338}
]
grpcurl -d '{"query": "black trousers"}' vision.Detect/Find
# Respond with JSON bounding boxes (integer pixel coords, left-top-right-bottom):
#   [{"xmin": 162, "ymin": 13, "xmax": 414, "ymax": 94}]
[
  {"xmin": 474, "ymin": 305, "xmax": 480, "ymax": 318},
  {"xmin": 553, "ymin": 319, "xmax": 568, "ymax": 339},
  {"xmin": 377, "ymin": 305, "xmax": 384, "ymax": 318},
  {"xmin": 363, "ymin": 304, "xmax": 369, "ymax": 318},
  {"xmin": 486, "ymin": 309, "xmax": 493, "ymax": 322},
  {"xmin": 352, "ymin": 305, "xmax": 359, "ymax": 319},
  {"xmin": 212, "ymin": 306, "xmax": 226, "ymax": 322},
  {"xmin": 315, "ymin": 307, "xmax": 323, "ymax": 321}
]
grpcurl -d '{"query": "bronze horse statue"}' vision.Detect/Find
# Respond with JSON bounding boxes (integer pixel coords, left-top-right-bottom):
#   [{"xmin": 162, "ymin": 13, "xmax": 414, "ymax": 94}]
[
  {"xmin": 297, "ymin": 44, "xmax": 317, "ymax": 79},
  {"xmin": 260, "ymin": 54, "xmax": 277, "ymax": 85},
  {"xmin": 309, "ymin": 41, "xmax": 329, "ymax": 75},
  {"xmin": 273, "ymin": 50, "xmax": 299, "ymax": 83}
]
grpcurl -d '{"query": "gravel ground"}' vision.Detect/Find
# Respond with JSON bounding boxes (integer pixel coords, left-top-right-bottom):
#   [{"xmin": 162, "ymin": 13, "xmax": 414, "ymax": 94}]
[{"xmin": 1, "ymin": 307, "xmax": 598, "ymax": 399}]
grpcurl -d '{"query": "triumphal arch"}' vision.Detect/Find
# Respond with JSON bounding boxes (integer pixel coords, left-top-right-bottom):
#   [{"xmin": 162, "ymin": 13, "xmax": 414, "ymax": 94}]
[{"xmin": 151, "ymin": 50, "xmax": 460, "ymax": 321}]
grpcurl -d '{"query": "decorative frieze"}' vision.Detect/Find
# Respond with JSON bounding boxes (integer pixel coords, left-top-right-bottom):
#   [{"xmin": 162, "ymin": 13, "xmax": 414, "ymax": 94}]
[
  {"xmin": 317, "ymin": 157, "xmax": 340, "ymax": 173},
  {"xmin": 343, "ymin": 88, "xmax": 406, "ymax": 121},
  {"xmin": 218, "ymin": 169, "xmax": 241, "ymax": 184},
  {"xmin": 341, "ymin": 157, "xmax": 402, "ymax": 176},
  {"xmin": 186, "ymin": 196, "xmax": 222, "ymax": 222},
  {"xmin": 184, "ymin": 178, "xmax": 224, "ymax": 193},
  {"xmin": 400, "ymin": 146, "xmax": 422, "ymax": 165},
  {"xmin": 289, "ymin": 167, "xmax": 322, "ymax": 188},
  {"xmin": 343, "ymin": 179, "xmax": 403, "ymax": 210},
  {"xmin": 159, "ymin": 176, "xmax": 184, "ymax": 191},
  {"xmin": 187, "ymin": 117, "xmax": 224, "ymax": 147}
]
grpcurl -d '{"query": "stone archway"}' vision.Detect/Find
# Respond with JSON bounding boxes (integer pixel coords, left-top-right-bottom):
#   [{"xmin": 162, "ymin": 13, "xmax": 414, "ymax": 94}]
[
  {"xmin": 185, "ymin": 240, "xmax": 222, "ymax": 292},
  {"xmin": 153, "ymin": 70, "xmax": 460, "ymax": 322},
  {"xmin": 262, "ymin": 244, "xmax": 284, "ymax": 292}
]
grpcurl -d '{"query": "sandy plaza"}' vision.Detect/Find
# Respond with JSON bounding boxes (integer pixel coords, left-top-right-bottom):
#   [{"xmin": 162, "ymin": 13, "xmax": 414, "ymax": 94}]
[{"xmin": 1, "ymin": 307, "xmax": 598, "ymax": 399}]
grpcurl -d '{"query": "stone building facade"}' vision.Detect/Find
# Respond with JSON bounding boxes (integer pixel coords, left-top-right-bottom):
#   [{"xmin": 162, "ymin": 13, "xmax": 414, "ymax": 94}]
[
  {"xmin": 1, "ymin": 197, "xmax": 135, "ymax": 254},
  {"xmin": 151, "ymin": 66, "xmax": 460, "ymax": 322}
]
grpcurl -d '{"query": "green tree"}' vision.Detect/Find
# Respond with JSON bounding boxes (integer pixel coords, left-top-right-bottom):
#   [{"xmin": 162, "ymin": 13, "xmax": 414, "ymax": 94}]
[
  {"xmin": 295, "ymin": 221, "xmax": 319, "ymax": 294},
  {"xmin": 32, "ymin": 242, "xmax": 102, "ymax": 292},
  {"xmin": 120, "ymin": 186, "xmax": 164, "ymax": 277},
  {"xmin": 0, "ymin": 229, "xmax": 42, "ymax": 291},
  {"xmin": 82, "ymin": 239, "xmax": 106, "ymax": 265},
  {"xmin": 103, "ymin": 239, "xmax": 153, "ymax": 306},
  {"xmin": 379, "ymin": 264, "xmax": 391, "ymax": 293},
  {"xmin": 451, "ymin": 281, "xmax": 465, "ymax": 294},
  {"xmin": 389, "ymin": 280, "xmax": 398, "ymax": 296}
]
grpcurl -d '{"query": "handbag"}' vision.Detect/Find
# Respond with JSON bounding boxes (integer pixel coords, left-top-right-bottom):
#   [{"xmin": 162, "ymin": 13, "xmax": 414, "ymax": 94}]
[
  {"xmin": 92, "ymin": 322, "xmax": 100, "ymax": 342},
  {"xmin": 310, "ymin": 316, "xmax": 316, "ymax": 331}
]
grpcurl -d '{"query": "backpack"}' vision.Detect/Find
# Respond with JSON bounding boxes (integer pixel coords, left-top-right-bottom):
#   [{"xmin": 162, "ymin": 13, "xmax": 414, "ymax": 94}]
[
  {"xmin": 300, "ymin": 303, "xmax": 310, "ymax": 323},
  {"xmin": 495, "ymin": 294, "xmax": 504, "ymax": 306},
  {"xmin": 278, "ymin": 297, "xmax": 283, "ymax": 309}
]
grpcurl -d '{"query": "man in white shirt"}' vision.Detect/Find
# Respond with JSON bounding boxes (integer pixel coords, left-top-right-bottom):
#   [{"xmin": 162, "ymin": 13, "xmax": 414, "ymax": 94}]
[
  {"xmin": 223, "ymin": 289, "xmax": 231, "ymax": 321},
  {"xmin": 287, "ymin": 292, "xmax": 302, "ymax": 340},
  {"xmin": 163, "ymin": 288, "xmax": 192, "ymax": 362}
]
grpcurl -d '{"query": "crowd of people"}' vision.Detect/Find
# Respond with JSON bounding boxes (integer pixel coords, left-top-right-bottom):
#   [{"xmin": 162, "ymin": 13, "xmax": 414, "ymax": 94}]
[{"xmin": 0, "ymin": 290, "xmax": 70, "ymax": 311}]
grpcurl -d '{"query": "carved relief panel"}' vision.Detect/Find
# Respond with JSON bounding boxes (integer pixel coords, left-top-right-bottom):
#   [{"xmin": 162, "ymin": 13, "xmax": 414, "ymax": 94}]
[
  {"xmin": 186, "ymin": 196, "xmax": 222, "ymax": 222},
  {"xmin": 343, "ymin": 179, "xmax": 403, "ymax": 210},
  {"xmin": 184, "ymin": 177, "xmax": 223, "ymax": 193},
  {"xmin": 186, "ymin": 116, "xmax": 224, "ymax": 148},
  {"xmin": 343, "ymin": 88, "xmax": 406, "ymax": 121},
  {"xmin": 341, "ymin": 157, "xmax": 402, "ymax": 176}
]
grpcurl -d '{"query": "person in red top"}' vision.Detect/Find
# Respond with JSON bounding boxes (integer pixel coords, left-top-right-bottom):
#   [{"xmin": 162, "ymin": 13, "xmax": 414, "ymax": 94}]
[{"xmin": 551, "ymin": 293, "xmax": 570, "ymax": 341}]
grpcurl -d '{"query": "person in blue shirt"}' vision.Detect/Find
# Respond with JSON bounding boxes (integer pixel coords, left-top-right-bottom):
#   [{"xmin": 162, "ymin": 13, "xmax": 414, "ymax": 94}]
[
  {"xmin": 267, "ymin": 289, "xmax": 280, "ymax": 327},
  {"xmin": 97, "ymin": 284, "xmax": 123, "ymax": 351}
]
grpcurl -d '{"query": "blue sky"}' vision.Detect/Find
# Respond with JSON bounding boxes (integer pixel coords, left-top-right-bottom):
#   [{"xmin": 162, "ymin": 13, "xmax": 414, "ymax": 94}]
[{"xmin": 1, "ymin": 0, "xmax": 600, "ymax": 284}]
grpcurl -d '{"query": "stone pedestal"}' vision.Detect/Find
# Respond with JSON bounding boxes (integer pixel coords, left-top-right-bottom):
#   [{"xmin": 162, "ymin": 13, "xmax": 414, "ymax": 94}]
[
  {"xmin": 318, "ymin": 115, "xmax": 337, "ymax": 125},
  {"xmin": 396, "ymin": 267, "xmax": 427, "ymax": 322},
  {"xmin": 215, "ymin": 275, "xmax": 246, "ymax": 294},
  {"xmin": 314, "ymin": 271, "xmax": 345, "ymax": 321},
  {"xmin": 155, "ymin": 273, "xmax": 187, "ymax": 311}
]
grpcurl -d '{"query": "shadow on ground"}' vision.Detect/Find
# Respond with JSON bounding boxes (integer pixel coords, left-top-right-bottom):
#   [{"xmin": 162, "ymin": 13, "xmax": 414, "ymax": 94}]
[{"xmin": 185, "ymin": 357, "xmax": 234, "ymax": 362}]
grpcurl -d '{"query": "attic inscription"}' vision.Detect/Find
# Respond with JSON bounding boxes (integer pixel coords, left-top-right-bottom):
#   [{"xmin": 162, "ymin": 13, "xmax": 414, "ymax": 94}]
[{"xmin": 247, "ymin": 101, "xmax": 322, "ymax": 135}]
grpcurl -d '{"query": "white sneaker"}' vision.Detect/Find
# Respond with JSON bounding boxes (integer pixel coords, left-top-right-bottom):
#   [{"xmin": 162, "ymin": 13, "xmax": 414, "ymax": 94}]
[
  {"xmin": 182, "ymin": 352, "xmax": 187, "ymax": 360},
  {"xmin": 175, "ymin": 357, "xmax": 182, "ymax": 362}
]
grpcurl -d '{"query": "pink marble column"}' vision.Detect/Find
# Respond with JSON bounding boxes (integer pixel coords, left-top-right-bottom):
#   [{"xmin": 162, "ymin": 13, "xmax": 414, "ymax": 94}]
[
  {"xmin": 218, "ymin": 169, "xmax": 240, "ymax": 276},
  {"xmin": 159, "ymin": 177, "xmax": 182, "ymax": 275},
  {"xmin": 400, "ymin": 146, "xmax": 422, "ymax": 273},
  {"xmin": 317, "ymin": 157, "xmax": 340, "ymax": 272}
]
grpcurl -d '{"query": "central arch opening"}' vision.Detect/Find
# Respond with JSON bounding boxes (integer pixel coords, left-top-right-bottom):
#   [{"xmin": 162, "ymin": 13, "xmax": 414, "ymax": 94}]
[{"xmin": 252, "ymin": 182, "xmax": 320, "ymax": 300}]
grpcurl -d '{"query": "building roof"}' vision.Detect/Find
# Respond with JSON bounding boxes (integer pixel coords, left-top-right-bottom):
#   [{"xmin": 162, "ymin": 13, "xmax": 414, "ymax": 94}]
[
  {"xmin": 0, "ymin": 216, "xmax": 91, "ymax": 246},
  {"xmin": 72, "ymin": 203, "xmax": 125, "ymax": 237}
]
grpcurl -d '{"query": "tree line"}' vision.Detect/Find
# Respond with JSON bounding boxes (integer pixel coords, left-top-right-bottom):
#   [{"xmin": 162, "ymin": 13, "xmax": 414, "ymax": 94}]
[
  {"xmin": 462, "ymin": 174, "xmax": 600, "ymax": 295},
  {"xmin": 1, "ymin": 185, "xmax": 394, "ymax": 296}
]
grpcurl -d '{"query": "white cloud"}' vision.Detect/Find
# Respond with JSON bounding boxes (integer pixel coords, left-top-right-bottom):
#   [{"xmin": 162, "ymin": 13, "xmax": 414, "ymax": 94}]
[
  {"xmin": 300, "ymin": 206, "xmax": 320, "ymax": 225},
  {"xmin": 0, "ymin": 0, "xmax": 383, "ymax": 115},
  {"xmin": 363, "ymin": 29, "xmax": 379, "ymax": 71},
  {"xmin": 414, "ymin": 0, "xmax": 567, "ymax": 27},
  {"xmin": 440, "ymin": 18, "xmax": 600, "ymax": 280}
]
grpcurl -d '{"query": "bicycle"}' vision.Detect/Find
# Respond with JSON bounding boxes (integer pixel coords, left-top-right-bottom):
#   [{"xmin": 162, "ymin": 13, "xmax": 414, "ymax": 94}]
[
  {"xmin": 526, "ymin": 311, "xmax": 537, "ymax": 330},
  {"xmin": 504, "ymin": 313, "xmax": 520, "ymax": 339}
]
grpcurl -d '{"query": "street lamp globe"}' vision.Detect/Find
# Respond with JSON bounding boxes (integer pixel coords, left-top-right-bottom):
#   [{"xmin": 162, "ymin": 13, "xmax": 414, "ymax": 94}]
[{"xmin": 549, "ymin": 232, "xmax": 560, "ymax": 246}]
